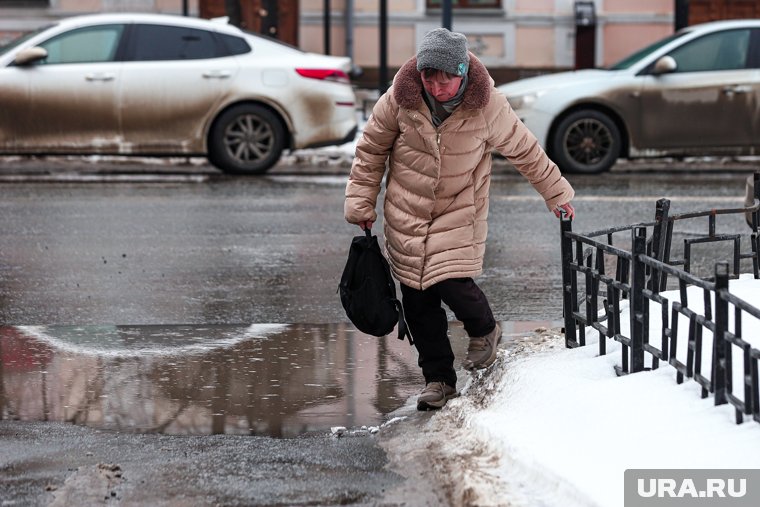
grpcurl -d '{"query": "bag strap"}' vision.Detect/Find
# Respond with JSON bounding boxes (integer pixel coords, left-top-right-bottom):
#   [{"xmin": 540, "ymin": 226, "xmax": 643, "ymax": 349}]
[
  {"xmin": 393, "ymin": 299, "xmax": 414, "ymax": 346},
  {"xmin": 366, "ymin": 227, "xmax": 414, "ymax": 346}
]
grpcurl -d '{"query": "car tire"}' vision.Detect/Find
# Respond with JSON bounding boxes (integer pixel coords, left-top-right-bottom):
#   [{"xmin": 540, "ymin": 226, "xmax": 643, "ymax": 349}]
[
  {"xmin": 208, "ymin": 104, "xmax": 286, "ymax": 175},
  {"xmin": 551, "ymin": 109, "xmax": 621, "ymax": 174}
]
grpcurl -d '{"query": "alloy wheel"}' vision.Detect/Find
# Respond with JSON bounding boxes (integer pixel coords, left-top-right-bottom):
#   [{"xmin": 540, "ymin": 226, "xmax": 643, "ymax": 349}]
[
  {"xmin": 223, "ymin": 113, "xmax": 275, "ymax": 164},
  {"xmin": 563, "ymin": 117, "xmax": 613, "ymax": 167}
]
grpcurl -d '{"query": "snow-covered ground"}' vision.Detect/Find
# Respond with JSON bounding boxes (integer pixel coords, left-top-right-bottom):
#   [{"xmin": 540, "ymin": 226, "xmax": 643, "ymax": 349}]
[{"xmin": 425, "ymin": 275, "xmax": 760, "ymax": 507}]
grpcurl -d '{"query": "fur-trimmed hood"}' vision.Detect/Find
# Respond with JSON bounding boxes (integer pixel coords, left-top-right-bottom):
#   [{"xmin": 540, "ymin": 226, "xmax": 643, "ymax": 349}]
[{"xmin": 392, "ymin": 52, "xmax": 492, "ymax": 111}]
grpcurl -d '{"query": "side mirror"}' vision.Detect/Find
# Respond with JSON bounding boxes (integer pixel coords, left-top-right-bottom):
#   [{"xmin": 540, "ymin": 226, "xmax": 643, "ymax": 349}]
[
  {"xmin": 14, "ymin": 47, "xmax": 48, "ymax": 66},
  {"xmin": 652, "ymin": 55, "xmax": 677, "ymax": 75}
]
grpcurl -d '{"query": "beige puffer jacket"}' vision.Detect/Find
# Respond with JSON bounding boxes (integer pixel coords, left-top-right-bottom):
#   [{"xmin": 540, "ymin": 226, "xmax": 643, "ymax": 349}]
[{"xmin": 345, "ymin": 53, "xmax": 574, "ymax": 290}]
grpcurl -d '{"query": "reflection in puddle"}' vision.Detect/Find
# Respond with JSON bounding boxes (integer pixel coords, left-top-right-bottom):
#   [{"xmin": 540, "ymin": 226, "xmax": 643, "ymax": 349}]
[
  {"xmin": 0, "ymin": 321, "xmax": 558, "ymax": 437},
  {"xmin": 0, "ymin": 324, "xmax": 426, "ymax": 437}
]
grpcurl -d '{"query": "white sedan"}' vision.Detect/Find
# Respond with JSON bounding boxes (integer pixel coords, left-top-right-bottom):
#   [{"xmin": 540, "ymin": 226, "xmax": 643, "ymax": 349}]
[
  {"xmin": 0, "ymin": 13, "xmax": 358, "ymax": 175},
  {"xmin": 498, "ymin": 19, "xmax": 760, "ymax": 174}
]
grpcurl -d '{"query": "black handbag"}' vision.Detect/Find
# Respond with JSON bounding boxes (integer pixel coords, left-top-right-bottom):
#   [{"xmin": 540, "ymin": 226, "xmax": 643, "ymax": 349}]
[{"xmin": 339, "ymin": 229, "xmax": 412, "ymax": 344}]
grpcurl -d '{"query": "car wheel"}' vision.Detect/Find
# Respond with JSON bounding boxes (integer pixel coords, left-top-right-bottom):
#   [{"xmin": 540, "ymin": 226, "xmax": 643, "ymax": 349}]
[
  {"xmin": 551, "ymin": 110, "xmax": 621, "ymax": 174},
  {"xmin": 208, "ymin": 104, "xmax": 286, "ymax": 175}
]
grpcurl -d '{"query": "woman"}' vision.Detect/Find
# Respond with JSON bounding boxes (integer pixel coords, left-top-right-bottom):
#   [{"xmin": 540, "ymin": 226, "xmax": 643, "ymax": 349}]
[{"xmin": 345, "ymin": 28, "xmax": 575, "ymax": 410}]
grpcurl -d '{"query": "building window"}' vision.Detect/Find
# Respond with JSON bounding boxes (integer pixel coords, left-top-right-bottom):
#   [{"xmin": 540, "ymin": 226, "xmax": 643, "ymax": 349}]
[
  {"xmin": 426, "ymin": 1, "xmax": 501, "ymax": 8},
  {"xmin": 0, "ymin": 0, "xmax": 50, "ymax": 6}
]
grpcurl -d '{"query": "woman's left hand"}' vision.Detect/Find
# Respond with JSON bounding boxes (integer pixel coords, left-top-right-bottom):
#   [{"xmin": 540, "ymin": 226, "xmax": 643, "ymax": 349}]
[{"xmin": 553, "ymin": 202, "xmax": 575, "ymax": 220}]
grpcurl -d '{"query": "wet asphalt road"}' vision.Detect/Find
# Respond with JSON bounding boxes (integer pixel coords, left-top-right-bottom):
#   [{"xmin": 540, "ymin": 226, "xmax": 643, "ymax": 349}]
[
  {"xmin": 0, "ymin": 157, "xmax": 757, "ymax": 506},
  {"xmin": 0, "ymin": 158, "xmax": 754, "ymax": 325},
  {"xmin": 0, "ymin": 421, "xmax": 401, "ymax": 507}
]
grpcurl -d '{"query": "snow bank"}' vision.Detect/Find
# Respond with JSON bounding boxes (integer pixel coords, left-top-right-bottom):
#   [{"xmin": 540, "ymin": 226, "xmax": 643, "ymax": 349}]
[{"xmin": 449, "ymin": 277, "xmax": 760, "ymax": 507}]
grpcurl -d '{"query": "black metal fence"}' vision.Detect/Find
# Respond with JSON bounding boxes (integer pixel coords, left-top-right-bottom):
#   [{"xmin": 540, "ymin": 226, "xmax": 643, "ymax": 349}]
[{"xmin": 560, "ymin": 176, "xmax": 760, "ymax": 425}]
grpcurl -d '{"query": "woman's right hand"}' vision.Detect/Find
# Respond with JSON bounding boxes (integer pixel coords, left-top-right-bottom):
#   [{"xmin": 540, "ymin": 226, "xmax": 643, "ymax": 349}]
[{"xmin": 358, "ymin": 220, "xmax": 374, "ymax": 231}]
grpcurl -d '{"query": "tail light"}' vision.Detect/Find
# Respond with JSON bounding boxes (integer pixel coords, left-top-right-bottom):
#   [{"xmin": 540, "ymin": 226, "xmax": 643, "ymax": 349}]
[{"xmin": 295, "ymin": 68, "xmax": 351, "ymax": 84}]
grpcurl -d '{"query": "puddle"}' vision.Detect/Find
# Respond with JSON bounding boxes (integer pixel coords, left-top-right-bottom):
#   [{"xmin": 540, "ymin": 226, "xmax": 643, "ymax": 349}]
[{"xmin": 0, "ymin": 321, "xmax": 559, "ymax": 437}]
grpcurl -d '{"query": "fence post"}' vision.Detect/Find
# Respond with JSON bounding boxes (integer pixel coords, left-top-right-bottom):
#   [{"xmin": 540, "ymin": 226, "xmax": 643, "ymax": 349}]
[
  {"xmin": 753, "ymin": 172, "xmax": 760, "ymax": 232},
  {"xmin": 630, "ymin": 227, "xmax": 647, "ymax": 373},
  {"xmin": 753, "ymin": 173, "xmax": 760, "ymax": 279},
  {"xmin": 713, "ymin": 262, "xmax": 729, "ymax": 406},
  {"xmin": 650, "ymin": 199, "xmax": 671, "ymax": 293},
  {"xmin": 561, "ymin": 214, "xmax": 577, "ymax": 348}
]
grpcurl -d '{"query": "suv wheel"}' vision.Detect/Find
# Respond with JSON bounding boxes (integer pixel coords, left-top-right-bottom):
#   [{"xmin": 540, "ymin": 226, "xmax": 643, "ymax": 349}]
[
  {"xmin": 208, "ymin": 104, "xmax": 286, "ymax": 175},
  {"xmin": 551, "ymin": 109, "xmax": 621, "ymax": 174}
]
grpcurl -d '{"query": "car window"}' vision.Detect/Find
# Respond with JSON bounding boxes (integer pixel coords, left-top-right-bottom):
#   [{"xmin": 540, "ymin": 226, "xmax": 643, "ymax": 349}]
[
  {"xmin": 749, "ymin": 29, "xmax": 760, "ymax": 68},
  {"xmin": 0, "ymin": 25, "xmax": 50, "ymax": 59},
  {"xmin": 607, "ymin": 32, "xmax": 684, "ymax": 70},
  {"xmin": 129, "ymin": 24, "xmax": 220, "ymax": 61},
  {"xmin": 38, "ymin": 24, "xmax": 124, "ymax": 64},
  {"xmin": 667, "ymin": 29, "xmax": 751, "ymax": 72},
  {"xmin": 241, "ymin": 29, "xmax": 303, "ymax": 53},
  {"xmin": 217, "ymin": 33, "xmax": 251, "ymax": 56}
]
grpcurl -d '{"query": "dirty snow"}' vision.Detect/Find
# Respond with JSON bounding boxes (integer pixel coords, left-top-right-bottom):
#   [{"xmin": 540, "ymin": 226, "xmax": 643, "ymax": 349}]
[{"xmin": 432, "ymin": 275, "xmax": 760, "ymax": 507}]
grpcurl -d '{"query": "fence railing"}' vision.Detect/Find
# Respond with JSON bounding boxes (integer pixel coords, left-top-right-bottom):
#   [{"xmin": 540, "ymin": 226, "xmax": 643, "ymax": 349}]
[{"xmin": 559, "ymin": 175, "xmax": 760, "ymax": 425}]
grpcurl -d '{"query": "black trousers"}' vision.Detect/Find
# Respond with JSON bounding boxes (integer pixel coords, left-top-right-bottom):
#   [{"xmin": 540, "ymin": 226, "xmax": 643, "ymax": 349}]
[{"xmin": 400, "ymin": 278, "xmax": 496, "ymax": 388}]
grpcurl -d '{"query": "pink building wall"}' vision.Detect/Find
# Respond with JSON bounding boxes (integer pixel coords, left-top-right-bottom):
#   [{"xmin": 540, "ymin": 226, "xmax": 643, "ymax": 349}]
[
  {"xmin": 602, "ymin": 23, "xmax": 674, "ymax": 66},
  {"xmin": 515, "ymin": 26, "xmax": 556, "ymax": 67},
  {"xmin": 601, "ymin": 0, "xmax": 674, "ymax": 67},
  {"xmin": 604, "ymin": 0, "xmax": 673, "ymax": 14},
  {"xmin": 514, "ymin": 0, "xmax": 554, "ymax": 13},
  {"xmin": 1, "ymin": 0, "xmax": 677, "ymax": 73}
]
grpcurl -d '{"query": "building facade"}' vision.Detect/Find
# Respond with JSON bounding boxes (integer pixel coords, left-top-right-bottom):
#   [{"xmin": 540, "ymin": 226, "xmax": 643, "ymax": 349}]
[
  {"xmin": 0, "ymin": 1, "xmax": 199, "ymax": 44},
  {"xmin": 1, "ymin": 1, "xmax": 757, "ymax": 85},
  {"xmin": 300, "ymin": 0, "xmax": 674, "ymax": 84}
]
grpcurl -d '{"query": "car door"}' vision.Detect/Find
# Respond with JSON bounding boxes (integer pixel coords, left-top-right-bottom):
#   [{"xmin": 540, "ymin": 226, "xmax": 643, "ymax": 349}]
[
  {"xmin": 118, "ymin": 23, "xmax": 239, "ymax": 153},
  {"xmin": 0, "ymin": 55, "xmax": 31, "ymax": 149},
  {"xmin": 14, "ymin": 24, "xmax": 125, "ymax": 152},
  {"xmin": 637, "ymin": 28, "xmax": 758, "ymax": 153}
]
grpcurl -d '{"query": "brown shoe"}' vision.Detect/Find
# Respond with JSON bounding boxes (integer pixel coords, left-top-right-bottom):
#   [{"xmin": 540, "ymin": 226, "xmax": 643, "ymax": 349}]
[
  {"xmin": 462, "ymin": 323, "xmax": 502, "ymax": 371},
  {"xmin": 416, "ymin": 382, "xmax": 458, "ymax": 411}
]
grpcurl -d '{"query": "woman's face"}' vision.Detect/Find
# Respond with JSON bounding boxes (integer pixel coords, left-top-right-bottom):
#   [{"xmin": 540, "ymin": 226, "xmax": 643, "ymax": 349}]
[{"xmin": 420, "ymin": 70, "xmax": 463, "ymax": 102}]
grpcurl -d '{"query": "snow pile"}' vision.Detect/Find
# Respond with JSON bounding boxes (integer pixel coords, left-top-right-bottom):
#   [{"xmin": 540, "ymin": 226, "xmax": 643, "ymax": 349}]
[{"xmin": 443, "ymin": 276, "xmax": 760, "ymax": 507}]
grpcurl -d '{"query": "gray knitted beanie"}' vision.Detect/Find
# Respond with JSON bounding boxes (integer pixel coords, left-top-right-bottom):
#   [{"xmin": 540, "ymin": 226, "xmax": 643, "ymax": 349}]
[{"xmin": 416, "ymin": 28, "xmax": 469, "ymax": 77}]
